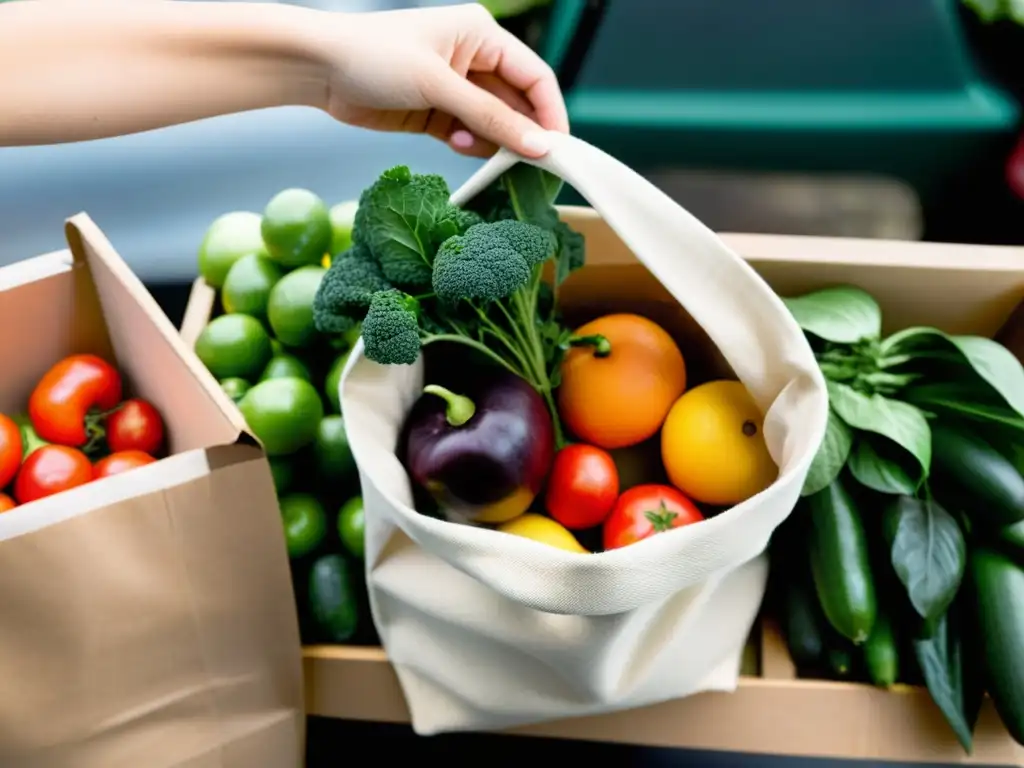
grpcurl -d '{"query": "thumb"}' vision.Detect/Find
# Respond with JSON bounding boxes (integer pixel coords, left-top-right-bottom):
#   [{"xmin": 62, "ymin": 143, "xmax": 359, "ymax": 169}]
[{"xmin": 425, "ymin": 68, "xmax": 551, "ymax": 158}]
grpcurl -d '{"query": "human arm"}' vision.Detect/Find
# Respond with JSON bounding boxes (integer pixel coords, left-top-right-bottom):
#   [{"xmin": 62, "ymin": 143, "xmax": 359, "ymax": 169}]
[{"xmin": 0, "ymin": 1, "xmax": 567, "ymax": 157}]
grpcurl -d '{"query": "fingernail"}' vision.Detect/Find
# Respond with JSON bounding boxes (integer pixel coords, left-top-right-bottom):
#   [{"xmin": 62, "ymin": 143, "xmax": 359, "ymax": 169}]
[
  {"xmin": 521, "ymin": 131, "xmax": 550, "ymax": 156},
  {"xmin": 450, "ymin": 130, "xmax": 474, "ymax": 149}
]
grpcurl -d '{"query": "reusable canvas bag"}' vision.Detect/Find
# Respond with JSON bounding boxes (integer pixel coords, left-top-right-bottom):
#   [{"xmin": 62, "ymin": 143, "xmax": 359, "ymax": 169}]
[
  {"xmin": 340, "ymin": 133, "xmax": 829, "ymax": 735},
  {"xmin": 0, "ymin": 216, "xmax": 304, "ymax": 767}
]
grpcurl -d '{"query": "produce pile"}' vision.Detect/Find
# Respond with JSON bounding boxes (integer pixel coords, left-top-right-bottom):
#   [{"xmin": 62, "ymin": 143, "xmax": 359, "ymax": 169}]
[
  {"xmin": 191, "ymin": 164, "xmax": 781, "ymax": 644},
  {"xmin": 310, "ymin": 163, "xmax": 779, "ymax": 551},
  {"xmin": 193, "ymin": 189, "xmax": 369, "ymax": 646},
  {"xmin": 774, "ymin": 286, "xmax": 1024, "ymax": 751},
  {"xmin": 0, "ymin": 354, "xmax": 166, "ymax": 511}
]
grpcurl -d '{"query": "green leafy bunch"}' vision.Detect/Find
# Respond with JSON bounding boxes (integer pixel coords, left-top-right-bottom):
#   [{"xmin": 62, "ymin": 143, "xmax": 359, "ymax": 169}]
[
  {"xmin": 786, "ymin": 285, "xmax": 1024, "ymax": 499},
  {"xmin": 312, "ymin": 163, "xmax": 585, "ymax": 445},
  {"xmin": 783, "ymin": 285, "xmax": 1024, "ymax": 751}
]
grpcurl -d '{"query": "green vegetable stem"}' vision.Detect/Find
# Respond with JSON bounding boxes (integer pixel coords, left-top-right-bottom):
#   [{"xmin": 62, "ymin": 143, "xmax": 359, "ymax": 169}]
[{"xmin": 311, "ymin": 164, "xmax": 585, "ymax": 447}]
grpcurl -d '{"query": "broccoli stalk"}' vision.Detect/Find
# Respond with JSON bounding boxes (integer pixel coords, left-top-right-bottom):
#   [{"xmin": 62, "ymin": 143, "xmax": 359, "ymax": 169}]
[{"xmin": 312, "ymin": 163, "xmax": 590, "ymax": 448}]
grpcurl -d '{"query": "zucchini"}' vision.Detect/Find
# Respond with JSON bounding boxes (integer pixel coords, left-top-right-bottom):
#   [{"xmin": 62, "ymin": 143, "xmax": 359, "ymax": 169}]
[
  {"xmin": 863, "ymin": 609, "xmax": 900, "ymax": 688},
  {"xmin": 783, "ymin": 567, "xmax": 827, "ymax": 670},
  {"xmin": 971, "ymin": 548, "xmax": 1024, "ymax": 745},
  {"xmin": 931, "ymin": 422, "xmax": 1024, "ymax": 527},
  {"xmin": 308, "ymin": 554, "xmax": 358, "ymax": 643},
  {"xmin": 807, "ymin": 477, "xmax": 877, "ymax": 644}
]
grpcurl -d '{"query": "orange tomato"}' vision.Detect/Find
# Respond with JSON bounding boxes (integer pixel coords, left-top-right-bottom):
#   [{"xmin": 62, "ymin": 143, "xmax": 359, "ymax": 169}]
[
  {"xmin": 0, "ymin": 493, "xmax": 15, "ymax": 513},
  {"xmin": 661, "ymin": 380, "xmax": 778, "ymax": 506},
  {"xmin": 558, "ymin": 314, "xmax": 686, "ymax": 449}
]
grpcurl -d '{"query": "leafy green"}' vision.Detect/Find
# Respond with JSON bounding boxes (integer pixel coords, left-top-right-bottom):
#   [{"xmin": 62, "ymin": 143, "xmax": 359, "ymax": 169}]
[
  {"xmin": 962, "ymin": 0, "xmax": 1024, "ymax": 24},
  {"xmin": 914, "ymin": 611, "xmax": 976, "ymax": 753},
  {"xmin": 884, "ymin": 496, "xmax": 966, "ymax": 625},
  {"xmin": 782, "ymin": 286, "xmax": 882, "ymax": 344},
  {"xmin": 801, "ymin": 407, "xmax": 853, "ymax": 497},
  {"xmin": 826, "ymin": 381, "xmax": 931, "ymax": 484},
  {"xmin": 846, "ymin": 435, "xmax": 917, "ymax": 496},
  {"xmin": 882, "ymin": 328, "xmax": 1024, "ymax": 420}
]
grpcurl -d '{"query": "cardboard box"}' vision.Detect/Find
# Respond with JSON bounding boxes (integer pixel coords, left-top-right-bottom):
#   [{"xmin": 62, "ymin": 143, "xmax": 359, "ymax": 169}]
[
  {"xmin": 0, "ymin": 215, "xmax": 303, "ymax": 767},
  {"xmin": 180, "ymin": 208, "xmax": 1024, "ymax": 765}
]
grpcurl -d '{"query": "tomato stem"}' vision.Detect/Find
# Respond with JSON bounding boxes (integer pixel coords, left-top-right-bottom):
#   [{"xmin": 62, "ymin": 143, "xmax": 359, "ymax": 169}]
[
  {"xmin": 567, "ymin": 334, "xmax": 611, "ymax": 358},
  {"xmin": 644, "ymin": 501, "xmax": 678, "ymax": 532}
]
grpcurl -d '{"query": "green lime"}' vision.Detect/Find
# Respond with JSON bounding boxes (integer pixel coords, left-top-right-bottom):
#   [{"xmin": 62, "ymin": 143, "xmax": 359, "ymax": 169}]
[
  {"xmin": 267, "ymin": 265, "xmax": 326, "ymax": 348},
  {"xmin": 197, "ymin": 211, "xmax": 266, "ymax": 289},
  {"xmin": 280, "ymin": 493, "xmax": 327, "ymax": 559},
  {"xmin": 239, "ymin": 377, "xmax": 324, "ymax": 456},
  {"xmin": 260, "ymin": 354, "xmax": 312, "ymax": 383},
  {"xmin": 269, "ymin": 455, "xmax": 295, "ymax": 495},
  {"xmin": 329, "ymin": 200, "xmax": 359, "ymax": 256},
  {"xmin": 337, "ymin": 496, "xmax": 365, "ymax": 559},
  {"xmin": 270, "ymin": 338, "xmax": 286, "ymax": 357},
  {"xmin": 261, "ymin": 188, "xmax": 332, "ymax": 268},
  {"xmin": 313, "ymin": 414, "xmax": 357, "ymax": 484},
  {"xmin": 221, "ymin": 253, "xmax": 284, "ymax": 320},
  {"xmin": 219, "ymin": 377, "xmax": 252, "ymax": 403},
  {"xmin": 195, "ymin": 314, "xmax": 272, "ymax": 380},
  {"xmin": 324, "ymin": 350, "xmax": 351, "ymax": 414}
]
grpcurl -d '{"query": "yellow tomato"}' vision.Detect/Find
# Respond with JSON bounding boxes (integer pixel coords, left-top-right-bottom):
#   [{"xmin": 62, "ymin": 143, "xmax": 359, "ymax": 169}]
[
  {"xmin": 497, "ymin": 513, "xmax": 589, "ymax": 553},
  {"xmin": 660, "ymin": 380, "xmax": 778, "ymax": 506}
]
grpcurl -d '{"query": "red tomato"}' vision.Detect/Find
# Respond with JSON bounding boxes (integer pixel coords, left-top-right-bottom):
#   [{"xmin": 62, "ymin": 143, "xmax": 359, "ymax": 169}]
[
  {"xmin": 545, "ymin": 444, "xmax": 619, "ymax": 530},
  {"xmin": 29, "ymin": 354, "xmax": 122, "ymax": 449},
  {"xmin": 603, "ymin": 484, "xmax": 704, "ymax": 550},
  {"xmin": 0, "ymin": 493, "xmax": 15, "ymax": 513},
  {"xmin": 0, "ymin": 414, "xmax": 24, "ymax": 489},
  {"xmin": 93, "ymin": 450, "xmax": 157, "ymax": 479},
  {"xmin": 106, "ymin": 399, "xmax": 165, "ymax": 455},
  {"xmin": 14, "ymin": 445, "xmax": 93, "ymax": 504}
]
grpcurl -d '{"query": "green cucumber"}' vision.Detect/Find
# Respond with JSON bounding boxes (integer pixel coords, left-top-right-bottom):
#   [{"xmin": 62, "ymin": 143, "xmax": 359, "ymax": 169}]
[
  {"xmin": 863, "ymin": 609, "xmax": 900, "ymax": 688},
  {"xmin": 783, "ymin": 568, "xmax": 827, "ymax": 670},
  {"xmin": 308, "ymin": 554, "xmax": 358, "ymax": 643},
  {"xmin": 806, "ymin": 477, "xmax": 877, "ymax": 645},
  {"xmin": 931, "ymin": 422, "xmax": 1024, "ymax": 527},
  {"xmin": 971, "ymin": 548, "xmax": 1024, "ymax": 744}
]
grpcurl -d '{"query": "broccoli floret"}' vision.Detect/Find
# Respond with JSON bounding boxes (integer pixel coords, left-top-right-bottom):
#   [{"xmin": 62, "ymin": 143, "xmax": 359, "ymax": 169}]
[
  {"xmin": 362, "ymin": 290, "xmax": 422, "ymax": 365},
  {"xmin": 431, "ymin": 220, "xmax": 557, "ymax": 303},
  {"xmin": 312, "ymin": 243, "xmax": 393, "ymax": 334},
  {"xmin": 352, "ymin": 165, "xmax": 451, "ymax": 290}
]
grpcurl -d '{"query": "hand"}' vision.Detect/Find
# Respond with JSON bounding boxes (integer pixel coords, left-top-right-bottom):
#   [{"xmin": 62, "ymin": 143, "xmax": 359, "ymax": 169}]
[{"xmin": 322, "ymin": 3, "xmax": 569, "ymax": 158}]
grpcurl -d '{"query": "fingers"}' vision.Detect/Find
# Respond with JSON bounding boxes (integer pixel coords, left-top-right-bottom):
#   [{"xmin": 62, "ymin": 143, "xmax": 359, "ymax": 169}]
[
  {"xmin": 473, "ymin": 27, "xmax": 569, "ymax": 134},
  {"xmin": 422, "ymin": 64, "xmax": 551, "ymax": 158}
]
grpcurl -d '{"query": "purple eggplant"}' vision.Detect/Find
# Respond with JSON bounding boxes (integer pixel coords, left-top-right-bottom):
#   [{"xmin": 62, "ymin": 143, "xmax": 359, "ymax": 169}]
[{"xmin": 402, "ymin": 371, "xmax": 555, "ymax": 525}]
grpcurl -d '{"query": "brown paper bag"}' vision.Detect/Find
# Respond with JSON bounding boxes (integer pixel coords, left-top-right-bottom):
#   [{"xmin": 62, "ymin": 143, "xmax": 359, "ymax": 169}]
[{"xmin": 0, "ymin": 215, "xmax": 304, "ymax": 768}]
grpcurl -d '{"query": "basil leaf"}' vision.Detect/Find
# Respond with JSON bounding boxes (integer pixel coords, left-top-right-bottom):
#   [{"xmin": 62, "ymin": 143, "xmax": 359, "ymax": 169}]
[
  {"xmin": 782, "ymin": 286, "xmax": 882, "ymax": 344},
  {"xmin": 914, "ymin": 612, "xmax": 974, "ymax": 753},
  {"xmin": 801, "ymin": 408, "xmax": 853, "ymax": 497},
  {"xmin": 904, "ymin": 381, "xmax": 1024, "ymax": 432},
  {"xmin": 847, "ymin": 436, "xmax": 918, "ymax": 495},
  {"xmin": 884, "ymin": 496, "xmax": 966, "ymax": 624},
  {"xmin": 883, "ymin": 328, "xmax": 1024, "ymax": 420},
  {"xmin": 827, "ymin": 381, "xmax": 932, "ymax": 481}
]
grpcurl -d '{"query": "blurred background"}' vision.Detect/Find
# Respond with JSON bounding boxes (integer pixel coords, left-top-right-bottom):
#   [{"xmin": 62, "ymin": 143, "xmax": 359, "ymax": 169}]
[
  {"xmin": 3, "ymin": 0, "xmax": 1024, "ymax": 328},
  {"xmin": 2, "ymin": 1, "xmax": 1023, "ymax": 764}
]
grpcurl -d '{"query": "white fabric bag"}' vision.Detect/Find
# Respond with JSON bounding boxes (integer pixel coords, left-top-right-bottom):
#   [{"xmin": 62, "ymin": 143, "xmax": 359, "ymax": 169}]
[{"xmin": 340, "ymin": 132, "xmax": 829, "ymax": 735}]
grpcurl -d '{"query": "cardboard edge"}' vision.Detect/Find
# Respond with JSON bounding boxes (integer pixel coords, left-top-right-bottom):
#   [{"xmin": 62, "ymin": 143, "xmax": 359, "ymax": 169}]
[
  {"xmin": 180, "ymin": 278, "xmax": 218, "ymax": 349},
  {"xmin": 63, "ymin": 214, "xmax": 260, "ymax": 448},
  {"xmin": 301, "ymin": 646, "xmax": 1022, "ymax": 764}
]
